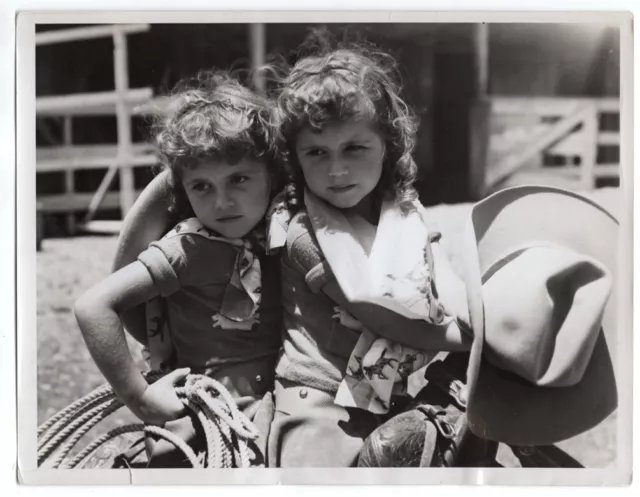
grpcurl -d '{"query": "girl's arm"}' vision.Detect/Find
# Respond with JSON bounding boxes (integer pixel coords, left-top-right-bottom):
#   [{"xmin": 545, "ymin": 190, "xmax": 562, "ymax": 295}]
[
  {"xmin": 74, "ymin": 261, "xmax": 187, "ymax": 424},
  {"xmin": 113, "ymin": 170, "xmax": 176, "ymax": 344},
  {"xmin": 324, "ymin": 241, "xmax": 472, "ymax": 351},
  {"xmin": 323, "ymin": 281, "xmax": 472, "ymax": 352}
]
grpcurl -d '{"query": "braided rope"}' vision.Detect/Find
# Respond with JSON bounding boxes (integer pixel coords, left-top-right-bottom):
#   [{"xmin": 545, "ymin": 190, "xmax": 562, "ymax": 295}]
[
  {"xmin": 182, "ymin": 376, "xmax": 258, "ymax": 439},
  {"xmin": 38, "ymin": 398, "xmax": 122, "ymax": 465},
  {"xmin": 38, "ymin": 392, "xmax": 115, "ymax": 452},
  {"xmin": 37, "ymin": 384, "xmax": 115, "ymax": 438},
  {"xmin": 179, "ymin": 377, "xmax": 257, "ymax": 467},
  {"xmin": 38, "ymin": 373, "xmax": 260, "ymax": 469},
  {"xmin": 51, "ymin": 399, "xmax": 124, "ymax": 468},
  {"xmin": 182, "ymin": 377, "xmax": 258, "ymax": 467}
]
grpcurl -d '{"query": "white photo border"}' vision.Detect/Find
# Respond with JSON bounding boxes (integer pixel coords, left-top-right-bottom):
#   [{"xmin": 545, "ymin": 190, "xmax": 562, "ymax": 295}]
[{"xmin": 10, "ymin": 6, "xmax": 636, "ymax": 489}]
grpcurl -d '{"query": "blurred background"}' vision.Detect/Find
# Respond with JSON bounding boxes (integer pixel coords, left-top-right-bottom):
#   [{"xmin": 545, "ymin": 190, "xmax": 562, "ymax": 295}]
[{"xmin": 35, "ymin": 22, "xmax": 622, "ymax": 467}]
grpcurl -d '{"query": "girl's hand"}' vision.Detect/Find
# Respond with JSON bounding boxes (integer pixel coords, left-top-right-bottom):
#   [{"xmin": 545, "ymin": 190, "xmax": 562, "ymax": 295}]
[
  {"xmin": 332, "ymin": 306, "xmax": 364, "ymax": 331},
  {"xmin": 128, "ymin": 368, "xmax": 191, "ymax": 425}
]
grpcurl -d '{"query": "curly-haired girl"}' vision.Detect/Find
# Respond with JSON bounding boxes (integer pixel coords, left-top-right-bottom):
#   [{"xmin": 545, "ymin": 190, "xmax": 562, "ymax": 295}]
[
  {"xmin": 74, "ymin": 71, "xmax": 290, "ymax": 466},
  {"xmin": 268, "ymin": 41, "xmax": 472, "ymax": 467}
]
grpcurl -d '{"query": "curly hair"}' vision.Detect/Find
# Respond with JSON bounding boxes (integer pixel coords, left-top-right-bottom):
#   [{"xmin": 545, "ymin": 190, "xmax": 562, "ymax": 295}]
[
  {"xmin": 271, "ymin": 34, "xmax": 420, "ymax": 214},
  {"xmin": 153, "ymin": 70, "xmax": 296, "ymax": 218}
]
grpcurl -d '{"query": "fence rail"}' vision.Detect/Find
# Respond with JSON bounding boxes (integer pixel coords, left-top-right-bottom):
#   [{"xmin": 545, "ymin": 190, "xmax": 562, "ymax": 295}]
[{"xmin": 472, "ymin": 96, "xmax": 620, "ymax": 198}]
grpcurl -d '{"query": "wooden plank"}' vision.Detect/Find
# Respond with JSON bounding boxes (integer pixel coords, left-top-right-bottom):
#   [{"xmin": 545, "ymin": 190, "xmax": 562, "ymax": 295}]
[
  {"xmin": 490, "ymin": 97, "xmax": 586, "ymax": 117},
  {"xmin": 593, "ymin": 164, "xmax": 620, "ymax": 179},
  {"xmin": 76, "ymin": 220, "xmax": 123, "ymax": 234},
  {"xmin": 36, "ymin": 88, "xmax": 153, "ymax": 116},
  {"xmin": 594, "ymin": 99, "xmax": 620, "ymax": 113},
  {"xmin": 83, "ymin": 163, "xmax": 120, "ymax": 224},
  {"xmin": 579, "ymin": 107, "xmax": 599, "ymax": 190},
  {"xmin": 63, "ymin": 116, "xmax": 75, "ymax": 234},
  {"xmin": 486, "ymin": 104, "xmax": 596, "ymax": 188},
  {"xmin": 37, "ymin": 153, "xmax": 158, "ymax": 172},
  {"xmin": 491, "ymin": 97, "xmax": 619, "ymax": 117},
  {"xmin": 538, "ymin": 167, "xmax": 582, "ymax": 179},
  {"xmin": 547, "ymin": 131, "xmax": 585, "ymax": 156},
  {"xmin": 598, "ymin": 132, "xmax": 620, "ymax": 146},
  {"xmin": 36, "ymin": 24, "xmax": 150, "ymax": 46},
  {"xmin": 114, "ymin": 29, "xmax": 136, "ymax": 217},
  {"xmin": 39, "ymin": 190, "xmax": 143, "ymax": 213},
  {"xmin": 37, "ymin": 142, "xmax": 155, "ymax": 162},
  {"xmin": 133, "ymin": 96, "xmax": 174, "ymax": 116}
]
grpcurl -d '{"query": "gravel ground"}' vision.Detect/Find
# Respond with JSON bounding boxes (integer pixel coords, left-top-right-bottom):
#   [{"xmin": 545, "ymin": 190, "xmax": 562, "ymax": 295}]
[{"xmin": 36, "ymin": 188, "xmax": 622, "ymax": 468}]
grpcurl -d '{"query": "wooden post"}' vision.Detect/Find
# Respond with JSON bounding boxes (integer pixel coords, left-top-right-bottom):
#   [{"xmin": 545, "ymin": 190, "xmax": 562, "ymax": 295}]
[
  {"xmin": 469, "ymin": 23, "xmax": 491, "ymax": 199},
  {"xmin": 432, "ymin": 25, "xmax": 479, "ymax": 203},
  {"xmin": 63, "ymin": 115, "xmax": 75, "ymax": 234},
  {"xmin": 474, "ymin": 23, "xmax": 490, "ymax": 97},
  {"xmin": 36, "ymin": 201, "xmax": 44, "ymax": 251},
  {"xmin": 249, "ymin": 23, "xmax": 266, "ymax": 93},
  {"xmin": 113, "ymin": 28, "xmax": 135, "ymax": 216},
  {"xmin": 579, "ymin": 105, "xmax": 599, "ymax": 190}
]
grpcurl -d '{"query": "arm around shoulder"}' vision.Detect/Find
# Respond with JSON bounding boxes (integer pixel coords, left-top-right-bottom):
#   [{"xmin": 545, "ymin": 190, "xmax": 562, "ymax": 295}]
[{"xmin": 113, "ymin": 170, "xmax": 177, "ymax": 344}]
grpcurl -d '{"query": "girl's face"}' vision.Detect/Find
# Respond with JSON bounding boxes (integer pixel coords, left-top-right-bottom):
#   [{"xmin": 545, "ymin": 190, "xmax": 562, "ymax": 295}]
[
  {"xmin": 181, "ymin": 157, "xmax": 271, "ymax": 239},
  {"xmin": 295, "ymin": 119, "xmax": 385, "ymax": 210}
]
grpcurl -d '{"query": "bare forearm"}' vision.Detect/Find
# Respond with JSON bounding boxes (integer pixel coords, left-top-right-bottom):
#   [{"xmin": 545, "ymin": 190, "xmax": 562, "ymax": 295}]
[
  {"xmin": 345, "ymin": 299, "xmax": 472, "ymax": 352},
  {"xmin": 323, "ymin": 277, "xmax": 472, "ymax": 352},
  {"xmin": 75, "ymin": 294, "xmax": 148, "ymax": 403}
]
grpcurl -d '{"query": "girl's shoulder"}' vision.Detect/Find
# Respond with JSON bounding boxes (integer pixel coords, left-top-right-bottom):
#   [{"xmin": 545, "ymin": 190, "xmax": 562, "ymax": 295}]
[
  {"xmin": 286, "ymin": 209, "xmax": 313, "ymax": 242},
  {"xmin": 284, "ymin": 209, "xmax": 327, "ymax": 275},
  {"xmin": 150, "ymin": 218, "xmax": 240, "ymax": 278},
  {"xmin": 163, "ymin": 218, "xmax": 240, "ymax": 245}
]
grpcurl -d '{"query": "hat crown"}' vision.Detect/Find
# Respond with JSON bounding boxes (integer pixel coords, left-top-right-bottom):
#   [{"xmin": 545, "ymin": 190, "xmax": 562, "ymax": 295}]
[{"xmin": 483, "ymin": 246, "xmax": 612, "ymax": 387}]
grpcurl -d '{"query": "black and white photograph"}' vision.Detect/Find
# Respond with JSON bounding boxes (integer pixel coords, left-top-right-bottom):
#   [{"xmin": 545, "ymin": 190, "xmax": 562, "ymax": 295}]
[{"xmin": 13, "ymin": 10, "xmax": 633, "ymax": 486}]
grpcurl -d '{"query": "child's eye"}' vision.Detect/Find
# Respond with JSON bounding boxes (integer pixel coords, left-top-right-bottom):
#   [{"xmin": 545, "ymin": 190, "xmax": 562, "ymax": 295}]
[
  {"xmin": 305, "ymin": 149, "xmax": 325, "ymax": 158},
  {"xmin": 346, "ymin": 144, "xmax": 366, "ymax": 153},
  {"xmin": 231, "ymin": 175, "xmax": 249, "ymax": 185},
  {"xmin": 191, "ymin": 182, "xmax": 211, "ymax": 193}
]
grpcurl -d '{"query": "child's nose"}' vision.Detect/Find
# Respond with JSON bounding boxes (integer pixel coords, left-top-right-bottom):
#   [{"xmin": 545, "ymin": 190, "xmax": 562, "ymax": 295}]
[
  {"xmin": 327, "ymin": 156, "xmax": 348, "ymax": 177},
  {"xmin": 215, "ymin": 190, "xmax": 235, "ymax": 209}
]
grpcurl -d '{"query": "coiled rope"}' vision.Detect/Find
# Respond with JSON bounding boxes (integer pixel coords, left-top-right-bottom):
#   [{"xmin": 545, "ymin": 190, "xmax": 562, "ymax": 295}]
[{"xmin": 37, "ymin": 373, "xmax": 260, "ymax": 469}]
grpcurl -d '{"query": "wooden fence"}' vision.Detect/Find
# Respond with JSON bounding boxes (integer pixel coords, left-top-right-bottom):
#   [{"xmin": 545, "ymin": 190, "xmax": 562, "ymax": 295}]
[
  {"xmin": 36, "ymin": 24, "xmax": 155, "ymax": 235},
  {"xmin": 471, "ymin": 96, "xmax": 621, "ymax": 198}
]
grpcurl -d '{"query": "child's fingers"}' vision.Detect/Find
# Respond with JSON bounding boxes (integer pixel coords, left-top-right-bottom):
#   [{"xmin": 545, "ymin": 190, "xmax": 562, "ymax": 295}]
[{"xmin": 165, "ymin": 367, "xmax": 191, "ymax": 385}]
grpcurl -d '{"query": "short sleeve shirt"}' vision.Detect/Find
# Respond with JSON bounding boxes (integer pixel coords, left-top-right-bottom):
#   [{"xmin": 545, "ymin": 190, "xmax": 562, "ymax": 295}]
[{"xmin": 138, "ymin": 228, "xmax": 282, "ymax": 372}]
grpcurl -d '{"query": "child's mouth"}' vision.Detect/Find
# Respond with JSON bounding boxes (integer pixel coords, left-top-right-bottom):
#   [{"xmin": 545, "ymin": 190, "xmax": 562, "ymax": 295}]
[
  {"xmin": 217, "ymin": 215, "xmax": 243, "ymax": 223},
  {"xmin": 329, "ymin": 184, "xmax": 356, "ymax": 193}
]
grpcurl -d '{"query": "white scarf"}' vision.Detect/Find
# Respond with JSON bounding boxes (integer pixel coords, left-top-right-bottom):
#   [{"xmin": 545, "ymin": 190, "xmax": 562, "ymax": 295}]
[{"xmin": 305, "ymin": 190, "xmax": 452, "ymax": 413}]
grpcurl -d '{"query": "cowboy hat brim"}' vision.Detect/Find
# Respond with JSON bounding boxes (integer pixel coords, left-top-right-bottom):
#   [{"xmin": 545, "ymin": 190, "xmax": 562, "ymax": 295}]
[{"xmin": 463, "ymin": 185, "xmax": 619, "ymax": 446}]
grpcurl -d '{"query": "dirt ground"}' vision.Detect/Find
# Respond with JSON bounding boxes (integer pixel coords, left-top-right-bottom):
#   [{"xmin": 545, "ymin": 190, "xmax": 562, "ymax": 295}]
[{"xmin": 36, "ymin": 188, "xmax": 622, "ymax": 468}]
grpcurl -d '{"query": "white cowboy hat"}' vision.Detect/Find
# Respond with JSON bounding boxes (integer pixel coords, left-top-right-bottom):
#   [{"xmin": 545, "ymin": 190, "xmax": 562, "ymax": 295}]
[{"xmin": 461, "ymin": 185, "xmax": 619, "ymax": 446}]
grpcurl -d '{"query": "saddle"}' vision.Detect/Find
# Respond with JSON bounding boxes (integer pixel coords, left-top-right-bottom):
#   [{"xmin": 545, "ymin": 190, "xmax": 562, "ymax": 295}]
[{"xmin": 356, "ymin": 353, "xmax": 584, "ymax": 468}]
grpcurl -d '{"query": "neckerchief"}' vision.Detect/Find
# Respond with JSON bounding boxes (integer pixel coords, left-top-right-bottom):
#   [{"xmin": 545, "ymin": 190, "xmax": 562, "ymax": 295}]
[{"xmin": 144, "ymin": 192, "xmax": 292, "ymax": 372}]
